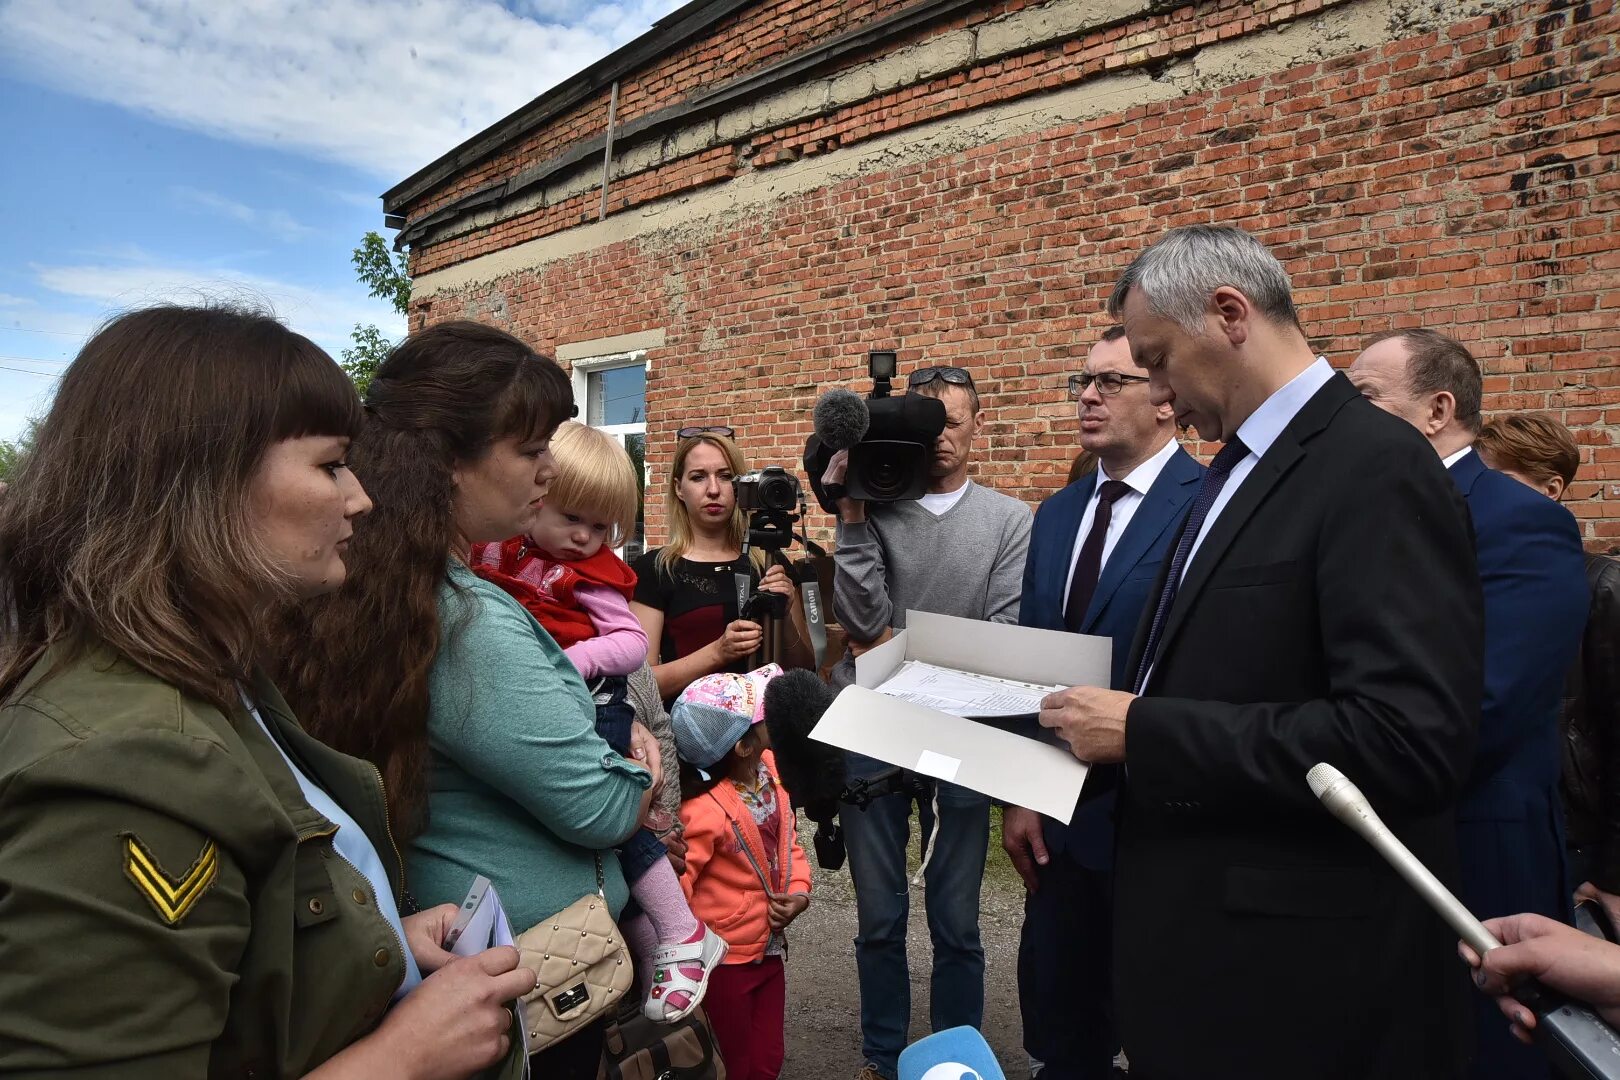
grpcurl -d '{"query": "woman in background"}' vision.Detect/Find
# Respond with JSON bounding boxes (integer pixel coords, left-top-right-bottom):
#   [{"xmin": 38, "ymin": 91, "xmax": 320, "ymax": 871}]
[{"xmin": 631, "ymin": 430, "xmax": 811, "ymax": 703}]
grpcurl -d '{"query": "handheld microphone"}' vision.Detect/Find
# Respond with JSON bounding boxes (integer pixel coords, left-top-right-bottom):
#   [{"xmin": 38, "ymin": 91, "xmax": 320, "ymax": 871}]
[
  {"xmin": 897, "ymin": 1026, "xmax": 1006, "ymax": 1080},
  {"xmin": 1306, "ymin": 763, "xmax": 1496, "ymax": 956},
  {"xmin": 763, "ymin": 670, "xmax": 844, "ymax": 813},
  {"xmin": 1308, "ymin": 763, "xmax": 1620, "ymax": 1079},
  {"xmin": 763, "ymin": 669, "xmax": 847, "ymax": 869}
]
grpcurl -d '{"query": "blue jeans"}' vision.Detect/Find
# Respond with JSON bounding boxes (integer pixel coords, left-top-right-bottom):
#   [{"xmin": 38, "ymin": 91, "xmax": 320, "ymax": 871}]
[
  {"xmin": 591, "ymin": 675, "xmax": 634, "ymax": 756},
  {"xmin": 842, "ymin": 766, "xmax": 990, "ymax": 1078}
]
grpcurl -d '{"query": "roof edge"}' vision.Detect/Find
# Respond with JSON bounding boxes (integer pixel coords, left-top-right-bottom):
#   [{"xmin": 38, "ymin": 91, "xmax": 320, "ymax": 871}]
[{"xmin": 382, "ymin": 0, "xmax": 758, "ymax": 214}]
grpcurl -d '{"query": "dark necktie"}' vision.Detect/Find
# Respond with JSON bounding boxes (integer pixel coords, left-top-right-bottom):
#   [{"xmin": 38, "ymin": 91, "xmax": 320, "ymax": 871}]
[
  {"xmin": 1064, "ymin": 480, "xmax": 1132, "ymax": 633},
  {"xmin": 1132, "ymin": 437, "xmax": 1251, "ymax": 693}
]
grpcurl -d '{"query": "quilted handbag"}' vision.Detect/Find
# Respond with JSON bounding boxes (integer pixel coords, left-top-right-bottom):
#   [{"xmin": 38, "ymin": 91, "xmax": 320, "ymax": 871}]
[
  {"xmin": 599, "ymin": 998, "xmax": 727, "ymax": 1080},
  {"xmin": 514, "ymin": 855, "xmax": 633, "ymax": 1053}
]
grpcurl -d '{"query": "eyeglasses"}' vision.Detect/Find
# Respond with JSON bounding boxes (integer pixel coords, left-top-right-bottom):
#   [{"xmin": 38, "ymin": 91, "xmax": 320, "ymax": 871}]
[
  {"xmin": 907, "ymin": 366, "xmax": 975, "ymax": 390},
  {"xmin": 676, "ymin": 425, "xmax": 735, "ymax": 440},
  {"xmin": 1069, "ymin": 372, "xmax": 1151, "ymax": 399}
]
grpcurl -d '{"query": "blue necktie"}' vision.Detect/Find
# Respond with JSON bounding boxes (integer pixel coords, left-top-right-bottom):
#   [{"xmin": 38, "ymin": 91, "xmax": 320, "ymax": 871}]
[{"xmin": 1132, "ymin": 437, "xmax": 1251, "ymax": 694}]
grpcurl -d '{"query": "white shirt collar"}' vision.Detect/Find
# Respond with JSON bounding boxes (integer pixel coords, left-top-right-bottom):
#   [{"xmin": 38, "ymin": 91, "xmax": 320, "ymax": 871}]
[
  {"xmin": 1233, "ymin": 357, "xmax": 1336, "ymax": 460},
  {"xmin": 1442, "ymin": 444, "xmax": 1474, "ymax": 469},
  {"xmin": 1098, "ymin": 435, "xmax": 1180, "ymax": 499}
]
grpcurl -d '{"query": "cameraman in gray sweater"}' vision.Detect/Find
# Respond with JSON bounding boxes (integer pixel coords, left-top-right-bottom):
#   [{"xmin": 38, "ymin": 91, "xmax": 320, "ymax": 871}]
[{"xmin": 825, "ymin": 366, "xmax": 1031, "ymax": 1080}]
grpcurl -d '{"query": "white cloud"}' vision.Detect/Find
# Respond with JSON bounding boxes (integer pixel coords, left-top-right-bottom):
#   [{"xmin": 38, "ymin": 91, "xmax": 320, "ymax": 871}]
[
  {"xmin": 29, "ymin": 259, "xmax": 404, "ymax": 360},
  {"xmin": 0, "ymin": 293, "xmax": 97, "ymax": 342},
  {"xmin": 0, "ymin": 260, "xmax": 407, "ymax": 442},
  {"xmin": 172, "ymin": 186, "xmax": 316, "ymax": 242},
  {"xmin": 0, "ymin": 0, "xmax": 688, "ymax": 180}
]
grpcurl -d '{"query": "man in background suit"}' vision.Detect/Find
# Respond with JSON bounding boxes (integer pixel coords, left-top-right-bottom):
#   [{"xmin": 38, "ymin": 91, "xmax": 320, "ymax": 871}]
[
  {"xmin": 1006, "ymin": 326, "xmax": 1202, "ymax": 1079},
  {"xmin": 1350, "ymin": 329, "xmax": 1589, "ymax": 1080},
  {"xmin": 1040, "ymin": 226, "xmax": 1483, "ymax": 1079}
]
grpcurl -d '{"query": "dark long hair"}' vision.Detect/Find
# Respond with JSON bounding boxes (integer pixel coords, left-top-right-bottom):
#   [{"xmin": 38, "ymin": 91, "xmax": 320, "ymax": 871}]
[
  {"xmin": 273, "ymin": 321, "xmax": 573, "ymax": 835},
  {"xmin": 0, "ymin": 305, "xmax": 362, "ymax": 709}
]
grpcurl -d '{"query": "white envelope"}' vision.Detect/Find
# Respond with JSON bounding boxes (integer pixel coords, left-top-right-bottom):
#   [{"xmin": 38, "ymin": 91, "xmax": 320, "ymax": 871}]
[{"xmin": 810, "ymin": 611, "xmax": 1111, "ymax": 821}]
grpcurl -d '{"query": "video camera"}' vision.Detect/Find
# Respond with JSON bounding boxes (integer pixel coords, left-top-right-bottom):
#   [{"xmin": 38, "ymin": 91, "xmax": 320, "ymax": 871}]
[{"xmin": 804, "ymin": 349, "xmax": 949, "ymax": 514}]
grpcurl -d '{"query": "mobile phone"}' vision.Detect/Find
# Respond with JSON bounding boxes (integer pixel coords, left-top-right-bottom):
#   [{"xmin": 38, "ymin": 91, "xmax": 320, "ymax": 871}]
[{"xmin": 440, "ymin": 874, "xmax": 493, "ymax": 951}]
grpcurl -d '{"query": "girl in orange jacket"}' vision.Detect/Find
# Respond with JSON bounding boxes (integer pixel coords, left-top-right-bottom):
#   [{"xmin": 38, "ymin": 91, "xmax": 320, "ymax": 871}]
[{"xmin": 669, "ymin": 664, "xmax": 813, "ymax": 1080}]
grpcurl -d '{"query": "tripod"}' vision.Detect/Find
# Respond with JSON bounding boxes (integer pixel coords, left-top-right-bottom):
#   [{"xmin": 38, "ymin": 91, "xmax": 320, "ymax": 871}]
[{"xmin": 736, "ymin": 506, "xmax": 828, "ymax": 671}]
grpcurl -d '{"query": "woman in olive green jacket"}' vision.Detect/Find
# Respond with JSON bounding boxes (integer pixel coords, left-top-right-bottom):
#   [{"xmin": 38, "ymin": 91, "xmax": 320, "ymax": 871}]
[{"xmin": 0, "ymin": 307, "xmax": 535, "ymax": 1078}]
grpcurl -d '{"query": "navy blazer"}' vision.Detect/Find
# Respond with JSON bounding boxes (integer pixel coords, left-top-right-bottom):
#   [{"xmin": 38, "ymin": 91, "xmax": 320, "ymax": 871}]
[
  {"xmin": 1019, "ymin": 445, "xmax": 1203, "ymax": 868},
  {"xmin": 1450, "ymin": 449, "xmax": 1590, "ymax": 923}
]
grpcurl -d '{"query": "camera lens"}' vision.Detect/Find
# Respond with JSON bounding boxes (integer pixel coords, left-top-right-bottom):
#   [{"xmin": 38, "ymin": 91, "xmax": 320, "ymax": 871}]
[
  {"xmin": 762, "ymin": 475, "xmax": 796, "ymax": 510},
  {"xmin": 865, "ymin": 460, "xmax": 903, "ymax": 501}
]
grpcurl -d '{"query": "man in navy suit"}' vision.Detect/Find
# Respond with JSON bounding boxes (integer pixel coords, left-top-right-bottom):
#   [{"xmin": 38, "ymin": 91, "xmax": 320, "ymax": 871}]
[
  {"xmin": 1350, "ymin": 328, "xmax": 1590, "ymax": 1080},
  {"xmin": 1005, "ymin": 325, "xmax": 1202, "ymax": 1079}
]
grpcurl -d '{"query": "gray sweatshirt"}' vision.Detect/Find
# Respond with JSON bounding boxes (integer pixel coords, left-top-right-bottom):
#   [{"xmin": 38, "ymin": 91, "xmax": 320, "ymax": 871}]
[{"xmin": 830, "ymin": 480, "xmax": 1032, "ymax": 688}]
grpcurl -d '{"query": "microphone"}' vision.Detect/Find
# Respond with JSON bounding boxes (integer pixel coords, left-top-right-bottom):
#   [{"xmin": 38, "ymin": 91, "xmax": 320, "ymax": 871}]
[
  {"xmin": 897, "ymin": 1026, "xmax": 1006, "ymax": 1080},
  {"xmin": 1308, "ymin": 763, "xmax": 1620, "ymax": 1079},
  {"xmin": 1306, "ymin": 762, "xmax": 1496, "ymax": 955},
  {"xmin": 805, "ymin": 387, "xmax": 869, "ymax": 515},
  {"xmin": 813, "ymin": 388, "xmax": 870, "ymax": 451},
  {"xmin": 763, "ymin": 669, "xmax": 847, "ymax": 868},
  {"xmin": 764, "ymin": 670, "xmax": 844, "ymax": 814}
]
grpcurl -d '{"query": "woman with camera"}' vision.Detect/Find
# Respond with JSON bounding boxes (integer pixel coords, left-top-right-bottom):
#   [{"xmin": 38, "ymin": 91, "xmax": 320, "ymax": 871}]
[
  {"xmin": 0, "ymin": 307, "xmax": 534, "ymax": 1079},
  {"xmin": 631, "ymin": 429, "xmax": 813, "ymax": 705}
]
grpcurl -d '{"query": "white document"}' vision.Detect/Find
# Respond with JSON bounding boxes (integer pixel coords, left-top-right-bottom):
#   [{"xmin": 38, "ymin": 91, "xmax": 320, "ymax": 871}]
[
  {"xmin": 447, "ymin": 876, "xmax": 518, "ymax": 956},
  {"xmin": 815, "ymin": 611, "xmax": 1111, "ymax": 821},
  {"xmin": 814, "ymin": 685, "xmax": 1089, "ymax": 820},
  {"xmin": 874, "ymin": 659, "xmax": 1062, "ymax": 717}
]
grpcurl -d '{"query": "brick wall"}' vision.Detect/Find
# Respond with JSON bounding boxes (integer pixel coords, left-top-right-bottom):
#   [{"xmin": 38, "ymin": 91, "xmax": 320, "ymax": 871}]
[{"xmin": 402, "ymin": 0, "xmax": 1620, "ymax": 550}]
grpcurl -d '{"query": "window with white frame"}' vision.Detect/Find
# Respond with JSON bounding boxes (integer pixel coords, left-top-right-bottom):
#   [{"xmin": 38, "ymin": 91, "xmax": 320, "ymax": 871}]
[{"xmin": 571, "ymin": 351, "xmax": 648, "ymax": 562}]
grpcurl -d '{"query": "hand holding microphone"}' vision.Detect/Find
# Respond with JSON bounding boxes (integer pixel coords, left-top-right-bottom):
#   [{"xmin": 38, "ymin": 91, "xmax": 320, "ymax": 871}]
[
  {"xmin": 1309, "ymin": 763, "xmax": 1620, "ymax": 1079},
  {"xmin": 1463, "ymin": 914, "xmax": 1620, "ymax": 1044},
  {"xmin": 812, "ymin": 390, "xmax": 869, "ymax": 519}
]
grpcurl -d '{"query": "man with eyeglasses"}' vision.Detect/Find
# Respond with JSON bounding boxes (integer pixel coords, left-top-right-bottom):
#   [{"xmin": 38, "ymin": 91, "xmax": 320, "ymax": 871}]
[
  {"xmin": 824, "ymin": 364, "xmax": 1031, "ymax": 1080},
  {"xmin": 1003, "ymin": 325, "xmax": 1202, "ymax": 1080}
]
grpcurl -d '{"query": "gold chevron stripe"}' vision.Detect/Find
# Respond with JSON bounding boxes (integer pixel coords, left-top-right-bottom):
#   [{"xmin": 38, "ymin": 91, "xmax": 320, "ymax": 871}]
[{"xmin": 122, "ymin": 834, "xmax": 218, "ymax": 925}]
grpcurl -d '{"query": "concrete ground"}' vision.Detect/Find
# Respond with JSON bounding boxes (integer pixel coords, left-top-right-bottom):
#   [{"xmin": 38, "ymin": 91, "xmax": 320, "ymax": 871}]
[{"xmin": 779, "ymin": 809, "xmax": 1029, "ymax": 1080}]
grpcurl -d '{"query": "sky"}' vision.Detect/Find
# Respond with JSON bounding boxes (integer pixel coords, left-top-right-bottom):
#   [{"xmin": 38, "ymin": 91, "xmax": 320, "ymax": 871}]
[{"xmin": 0, "ymin": 0, "xmax": 687, "ymax": 443}]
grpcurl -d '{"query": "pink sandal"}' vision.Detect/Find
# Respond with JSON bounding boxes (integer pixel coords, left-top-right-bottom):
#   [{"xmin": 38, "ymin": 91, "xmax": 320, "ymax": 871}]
[{"xmin": 643, "ymin": 924, "xmax": 728, "ymax": 1023}]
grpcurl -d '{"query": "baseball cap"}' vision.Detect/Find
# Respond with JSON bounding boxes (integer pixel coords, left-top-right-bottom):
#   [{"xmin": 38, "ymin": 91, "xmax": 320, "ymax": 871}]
[{"xmin": 671, "ymin": 663, "xmax": 783, "ymax": 773}]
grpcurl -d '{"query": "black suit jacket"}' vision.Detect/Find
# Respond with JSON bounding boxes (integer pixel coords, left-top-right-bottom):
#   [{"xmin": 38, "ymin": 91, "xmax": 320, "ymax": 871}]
[{"xmin": 1114, "ymin": 374, "xmax": 1483, "ymax": 1080}]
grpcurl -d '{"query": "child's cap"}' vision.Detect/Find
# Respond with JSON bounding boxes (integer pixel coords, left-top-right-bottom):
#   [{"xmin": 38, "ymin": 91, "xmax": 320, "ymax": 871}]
[{"xmin": 671, "ymin": 663, "xmax": 784, "ymax": 772}]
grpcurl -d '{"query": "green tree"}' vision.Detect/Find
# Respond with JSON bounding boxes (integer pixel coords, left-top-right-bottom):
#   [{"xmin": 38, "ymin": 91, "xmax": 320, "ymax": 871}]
[
  {"xmin": 342, "ymin": 231, "xmax": 411, "ymax": 396},
  {"xmin": 0, "ymin": 419, "xmax": 42, "ymax": 483}
]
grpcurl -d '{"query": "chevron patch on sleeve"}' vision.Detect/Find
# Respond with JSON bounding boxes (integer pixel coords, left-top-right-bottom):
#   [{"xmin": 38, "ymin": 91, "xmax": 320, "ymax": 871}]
[{"xmin": 121, "ymin": 833, "xmax": 219, "ymax": 926}]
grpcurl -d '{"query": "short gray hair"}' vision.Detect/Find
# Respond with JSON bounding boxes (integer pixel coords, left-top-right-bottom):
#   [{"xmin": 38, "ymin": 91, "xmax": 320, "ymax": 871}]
[{"xmin": 1107, "ymin": 225, "xmax": 1301, "ymax": 335}]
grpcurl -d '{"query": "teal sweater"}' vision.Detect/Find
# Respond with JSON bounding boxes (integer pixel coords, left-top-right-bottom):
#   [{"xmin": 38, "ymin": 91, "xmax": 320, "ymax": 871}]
[{"xmin": 409, "ymin": 561, "xmax": 650, "ymax": 929}]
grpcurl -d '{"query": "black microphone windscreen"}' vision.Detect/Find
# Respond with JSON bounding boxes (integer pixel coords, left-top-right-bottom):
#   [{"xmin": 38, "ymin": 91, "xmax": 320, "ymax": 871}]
[
  {"xmin": 764, "ymin": 670, "xmax": 845, "ymax": 810},
  {"xmin": 813, "ymin": 389, "xmax": 870, "ymax": 452}
]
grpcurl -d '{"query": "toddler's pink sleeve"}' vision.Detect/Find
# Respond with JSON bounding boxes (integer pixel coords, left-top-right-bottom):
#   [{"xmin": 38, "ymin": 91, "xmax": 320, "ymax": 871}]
[{"xmin": 565, "ymin": 582, "xmax": 651, "ymax": 678}]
